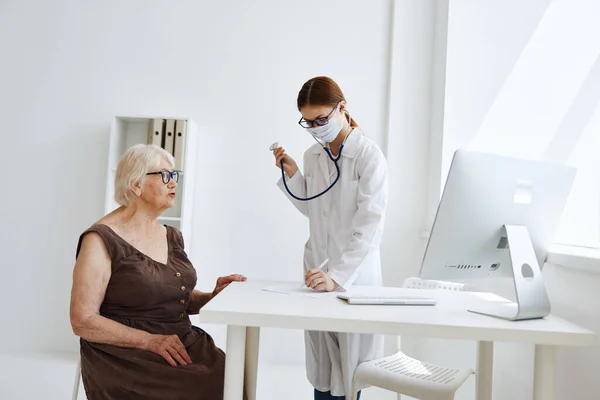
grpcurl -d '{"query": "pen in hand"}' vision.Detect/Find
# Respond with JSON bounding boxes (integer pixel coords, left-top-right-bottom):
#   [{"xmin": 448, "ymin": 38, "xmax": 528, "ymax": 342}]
[{"xmin": 300, "ymin": 258, "xmax": 330, "ymax": 288}]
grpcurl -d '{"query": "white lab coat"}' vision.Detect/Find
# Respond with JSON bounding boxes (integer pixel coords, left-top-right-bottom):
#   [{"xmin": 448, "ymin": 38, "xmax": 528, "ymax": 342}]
[{"xmin": 277, "ymin": 128, "xmax": 388, "ymax": 399}]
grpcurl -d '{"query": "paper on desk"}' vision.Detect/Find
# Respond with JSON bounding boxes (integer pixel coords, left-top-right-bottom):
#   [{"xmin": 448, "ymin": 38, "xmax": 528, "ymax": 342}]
[{"xmin": 262, "ymin": 283, "xmax": 340, "ymax": 298}]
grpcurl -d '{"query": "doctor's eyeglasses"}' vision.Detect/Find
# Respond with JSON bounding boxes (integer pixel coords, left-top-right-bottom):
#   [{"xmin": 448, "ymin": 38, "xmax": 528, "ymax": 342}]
[
  {"xmin": 298, "ymin": 102, "xmax": 340, "ymax": 128},
  {"xmin": 146, "ymin": 170, "xmax": 180, "ymax": 184}
]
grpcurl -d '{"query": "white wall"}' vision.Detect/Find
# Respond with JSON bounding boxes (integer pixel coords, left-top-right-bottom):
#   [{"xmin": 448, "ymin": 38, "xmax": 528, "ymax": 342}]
[
  {"xmin": 442, "ymin": 0, "xmax": 553, "ymax": 175},
  {"xmin": 382, "ymin": 0, "xmax": 448, "ymax": 286},
  {"xmin": 543, "ymin": 263, "xmax": 600, "ymax": 400},
  {"xmin": 442, "ymin": 0, "xmax": 600, "ymax": 245},
  {"xmin": 1, "ymin": 3, "xmax": 448, "ymax": 400},
  {"xmin": 0, "ymin": 0, "xmax": 405, "ymax": 369}
]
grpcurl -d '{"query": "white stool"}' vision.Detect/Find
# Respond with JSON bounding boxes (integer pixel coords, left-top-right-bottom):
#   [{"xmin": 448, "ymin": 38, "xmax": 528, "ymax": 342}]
[
  {"xmin": 351, "ymin": 351, "xmax": 472, "ymax": 400},
  {"xmin": 351, "ymin": 277, "xmax": 472, "ymax": 400}
]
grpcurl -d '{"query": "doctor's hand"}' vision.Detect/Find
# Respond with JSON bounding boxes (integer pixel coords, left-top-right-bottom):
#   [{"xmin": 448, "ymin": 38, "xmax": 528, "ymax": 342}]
[
  {"xmin": 305, "ymin": 269, "xmax": 339, "ymax": 292},
  {"xmin": 212, "ymin": 274, "xmax": 247, "ymax": 298},
  {"xmin": 273, "ymin": 146, "xmax": 298, "ymax": 178}
]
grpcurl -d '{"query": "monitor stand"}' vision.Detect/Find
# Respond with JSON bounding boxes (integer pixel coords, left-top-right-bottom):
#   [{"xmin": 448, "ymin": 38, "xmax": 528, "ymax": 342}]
[{"xmin": 467, "ymin": 225, "xmax": 551, "ymax": 321}]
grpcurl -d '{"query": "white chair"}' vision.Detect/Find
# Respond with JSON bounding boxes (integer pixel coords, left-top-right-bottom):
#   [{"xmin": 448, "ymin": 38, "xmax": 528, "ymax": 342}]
[
  {"xmin": 351, "ymin": 278, "xmax": 473, "ymax": 400},
  {"xmin": 352, "ymin": 351, "xmax": 472, "ymax": 400},
  {"xmin": 72, "ymin": 355, "xmax": 81, "ymax": 400}
]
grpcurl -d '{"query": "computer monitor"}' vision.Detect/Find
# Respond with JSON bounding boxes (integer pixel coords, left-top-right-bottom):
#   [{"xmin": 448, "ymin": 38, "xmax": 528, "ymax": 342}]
[{"xmin": 418, "ymin": 149, "xmax": 576, "ymax": 320}]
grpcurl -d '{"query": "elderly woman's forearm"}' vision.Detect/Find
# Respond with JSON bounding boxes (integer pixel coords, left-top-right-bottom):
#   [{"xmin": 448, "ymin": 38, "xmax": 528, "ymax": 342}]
[
  {"xmin": 71, "ymin": 314, "xmax": 151, "ymax": 349},
  {"xmin": 186, "ymin": 290, "xmax": 213, "ymax": 314}
]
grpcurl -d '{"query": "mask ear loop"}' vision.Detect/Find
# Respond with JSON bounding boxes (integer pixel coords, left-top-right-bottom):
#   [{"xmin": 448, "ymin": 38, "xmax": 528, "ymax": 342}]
[
  {"xmin": 332, "ymin": 109, "xmax": 353, "ymax": 162},
  {"xmin": 308, "ymin": 105, "xmax": 353, "ymax": 159},
  {"xmin": 321, "ymin": 106, "xmax": 353, "ymax": 152},
  {"xmin": 309, "ymin": 105, "xmax": 340, "ymax": 149},
  {"xmin": 341, "ymin": 109, "xmax": 353, "ymax": 144}
]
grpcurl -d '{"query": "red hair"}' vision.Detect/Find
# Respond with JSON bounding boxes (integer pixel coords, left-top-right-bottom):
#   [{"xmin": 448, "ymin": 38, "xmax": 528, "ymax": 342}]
[{"xmin": 297, "ymin": 76, "xmax": 358, "ymax": 127}]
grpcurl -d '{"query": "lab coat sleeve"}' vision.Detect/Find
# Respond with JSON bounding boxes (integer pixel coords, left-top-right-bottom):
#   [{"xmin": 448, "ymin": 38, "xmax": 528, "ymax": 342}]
[
  {"xmin": 327, "ymin": 148, "xmax": 388, "ymax": 289},
  {"xmin": 277, "ymin": 168, "xmax": 309, "ymax": 217}
]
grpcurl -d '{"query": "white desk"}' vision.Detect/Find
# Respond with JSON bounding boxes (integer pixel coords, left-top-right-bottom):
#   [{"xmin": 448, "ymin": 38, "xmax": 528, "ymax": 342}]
[{"xmin": 198, "ymin": 280, "xmax": 596, "ymax": 400}]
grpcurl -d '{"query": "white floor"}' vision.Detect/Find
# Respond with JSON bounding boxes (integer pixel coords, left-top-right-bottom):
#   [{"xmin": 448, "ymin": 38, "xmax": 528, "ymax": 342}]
[{"xmin": 0, "ymin": 352, "xmax": 395, "ymax": 400}]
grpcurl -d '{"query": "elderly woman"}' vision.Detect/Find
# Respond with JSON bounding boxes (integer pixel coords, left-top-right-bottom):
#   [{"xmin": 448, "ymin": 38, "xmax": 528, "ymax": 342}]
[{"xmin": 70, "ymin": 144, "xmax": 246, "ymax": 400}]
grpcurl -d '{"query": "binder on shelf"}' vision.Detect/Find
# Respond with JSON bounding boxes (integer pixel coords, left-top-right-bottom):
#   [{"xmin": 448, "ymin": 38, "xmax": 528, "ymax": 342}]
[
  {"xmin": 174, "ymin": 119, "xmax": 187, "ymax": 171},
  {"xmin": 147, "ymin": 119, "xmax": 164, "ymax": 147},
  {"xmin": 163, "ymin": 119, "xmax": 175, "ymax": 156}
]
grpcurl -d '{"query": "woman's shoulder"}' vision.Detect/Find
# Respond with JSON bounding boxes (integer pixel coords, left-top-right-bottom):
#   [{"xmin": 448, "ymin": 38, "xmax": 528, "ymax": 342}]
[
  {"xmin": 76, "ymin": 224, "xmax": 114, "ymax": 260},
  {"xmin": 76, "ymin": 213, "xmax": 126, "ymax": 261},
  {"xmin": 81, "ymin": 218, "xmax": 114, "ymax": 238},
  {"xmin": 355, "ymin": 131, "xmax": 385, "ymax": 160},
  {"xmin": 167, "ymin": 225, "xmax": 185, "ymax": 249},
  {"xmin": 304, "ymin": 142, "xmax": 323, "ymax": 157}
]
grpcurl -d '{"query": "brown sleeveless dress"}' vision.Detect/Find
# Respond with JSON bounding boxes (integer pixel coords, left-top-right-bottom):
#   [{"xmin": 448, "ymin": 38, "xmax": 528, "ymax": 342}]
[{"xmin": 76, "ymin": 224, "xmax": 226, "ymax": 400}]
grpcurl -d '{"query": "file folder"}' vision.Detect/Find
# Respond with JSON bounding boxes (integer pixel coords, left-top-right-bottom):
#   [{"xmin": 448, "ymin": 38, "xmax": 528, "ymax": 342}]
[
  {"xmin": 174, "ymin": 119, "xmax": 187, "ymax": 171},
  {"xmin": 163, "ymin": 119, "xmax": 175, "ymax": 155},
  {"xmin": 147, "ymin": 119, "xmax": 164, "ymax": 147}
]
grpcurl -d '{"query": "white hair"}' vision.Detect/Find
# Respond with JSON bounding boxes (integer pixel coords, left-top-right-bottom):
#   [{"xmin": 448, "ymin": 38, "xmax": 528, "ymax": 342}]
[{"xmin": 114, "ymin": 144, "xmax": 175, "ymax": 206}]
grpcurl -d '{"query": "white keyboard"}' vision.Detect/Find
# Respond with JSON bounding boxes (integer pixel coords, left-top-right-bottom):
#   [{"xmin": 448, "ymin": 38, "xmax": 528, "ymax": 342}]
[{"xmin": 337, "ymin": 294, "xmax": 437, "ymax": 306}]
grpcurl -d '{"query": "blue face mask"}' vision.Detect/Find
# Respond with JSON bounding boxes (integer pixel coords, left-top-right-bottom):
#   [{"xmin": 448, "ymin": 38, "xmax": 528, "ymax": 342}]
[{"xmin": 308, "ymin": 111, "xmax": 341, "ymax": 143}]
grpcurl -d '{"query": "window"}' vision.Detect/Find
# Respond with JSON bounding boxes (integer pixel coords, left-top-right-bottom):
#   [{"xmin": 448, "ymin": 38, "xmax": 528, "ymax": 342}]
[{"xmin": 442, "ymin": 0, "xmax": 600, "ymax": 248}]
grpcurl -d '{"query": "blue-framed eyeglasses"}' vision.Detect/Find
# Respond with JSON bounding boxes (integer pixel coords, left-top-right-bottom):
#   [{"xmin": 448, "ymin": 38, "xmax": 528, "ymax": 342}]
[
  {"xmin": 298, "ymin": 102, "xmax": 340, "ymax": 128},
  {"xmin": 146, "ymin": 170, "xmax": 180, "ymax": 184}
]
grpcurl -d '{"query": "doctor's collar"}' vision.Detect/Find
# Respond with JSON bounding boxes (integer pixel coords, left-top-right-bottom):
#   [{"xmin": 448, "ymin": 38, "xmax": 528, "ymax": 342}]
[{"xmin": 310, "ymin": 127, "xmax": 362, "ymax": 159}]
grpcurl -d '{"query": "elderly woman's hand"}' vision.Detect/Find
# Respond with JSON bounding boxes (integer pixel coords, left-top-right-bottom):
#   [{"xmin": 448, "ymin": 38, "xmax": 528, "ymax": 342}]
[
  {"xmin": 143, "ymin": 334, "xmax": 193, "ymax": 367},
  {"xmin": 212, "ymin": 274, "xmax": 247, "ymax": 298}
]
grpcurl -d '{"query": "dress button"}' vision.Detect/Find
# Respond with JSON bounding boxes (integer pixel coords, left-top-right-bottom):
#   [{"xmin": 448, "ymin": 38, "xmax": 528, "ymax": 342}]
[
  {"xmin": 176, "ymin": 272, "xmax": 181, "ymax": 277},
  {"xmin": 179, "ymin": 313, "xmax": 184, "ymax": 318},
  {"xmin": 322, "ymin": 211, "xmax": 328, "ymax": 217},
  {"xmin": 180, "ymin": 286, "xmax": 186, "ymax": 291},
  {"xmin": 179, "ymin": 299, "xmax": 185, "ymax": 304},
  {"xmin": 321, "ymin": 244, "xmax": 326, "ymax": 250}
]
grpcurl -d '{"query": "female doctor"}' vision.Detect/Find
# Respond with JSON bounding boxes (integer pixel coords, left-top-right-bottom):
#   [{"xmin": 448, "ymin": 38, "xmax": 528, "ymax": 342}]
[{"xmin": 272, "ymin": 76, "xmax": 389, "ymax": 400}]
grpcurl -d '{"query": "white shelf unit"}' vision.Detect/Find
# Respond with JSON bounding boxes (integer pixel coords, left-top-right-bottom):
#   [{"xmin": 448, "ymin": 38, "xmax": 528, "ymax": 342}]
[{"xmin": 104, "ymin": 116, "xmax": 198, "ymax": 253}]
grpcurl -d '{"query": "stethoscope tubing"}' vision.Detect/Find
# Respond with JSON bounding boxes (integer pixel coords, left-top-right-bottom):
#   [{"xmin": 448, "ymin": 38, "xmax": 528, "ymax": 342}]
[{"xmin": 280, "ymin": 145, "xmax": 344, "ymax": 202}]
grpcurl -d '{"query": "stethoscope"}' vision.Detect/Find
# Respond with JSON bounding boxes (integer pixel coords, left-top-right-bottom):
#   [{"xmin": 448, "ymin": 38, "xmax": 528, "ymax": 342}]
[{"xmin": 270, "ymin": 127, "xmax": 352, "ymax": 202}]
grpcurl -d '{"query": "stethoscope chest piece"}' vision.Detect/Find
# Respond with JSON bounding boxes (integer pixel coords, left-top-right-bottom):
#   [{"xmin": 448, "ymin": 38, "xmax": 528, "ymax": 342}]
[{"xmin": 270, "ymin": 141, "xmax": 344, "ymax": 202}]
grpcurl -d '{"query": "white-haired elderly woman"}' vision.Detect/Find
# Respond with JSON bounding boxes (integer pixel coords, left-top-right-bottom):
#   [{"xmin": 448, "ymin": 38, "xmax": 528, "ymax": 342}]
[{"xmin": 70, "ymin": 144, "xmax": 246, "ymax": 400}]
